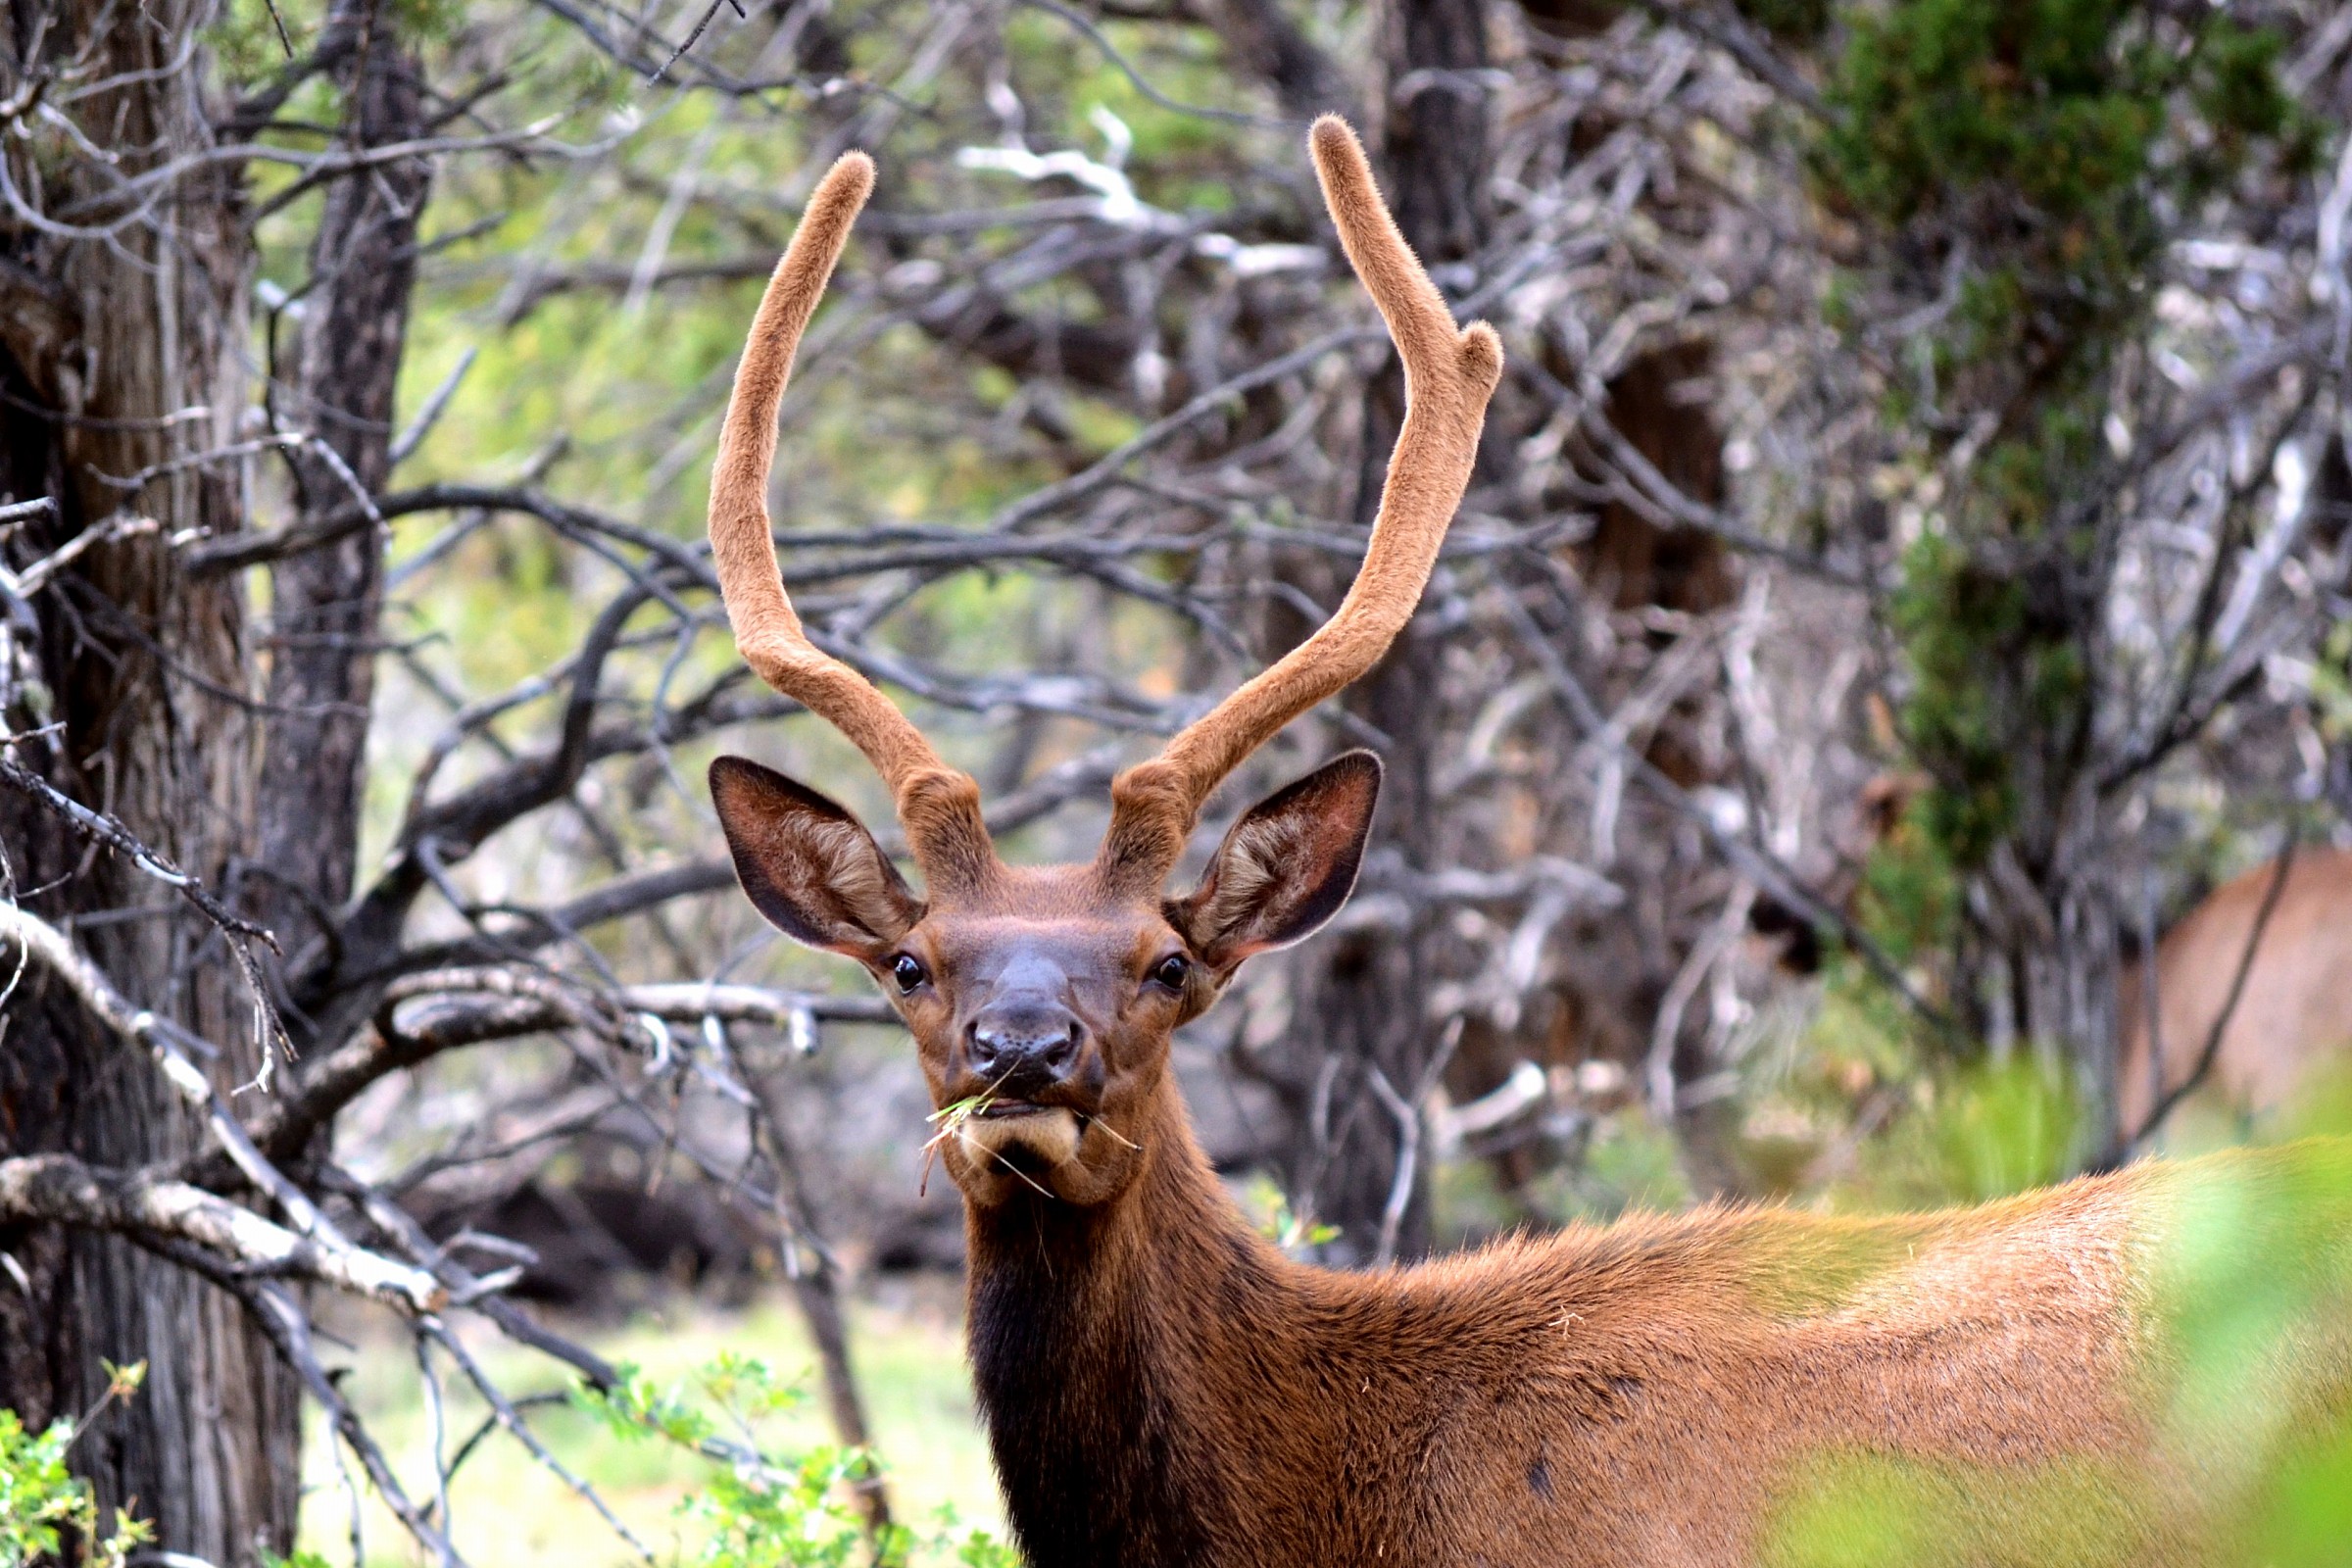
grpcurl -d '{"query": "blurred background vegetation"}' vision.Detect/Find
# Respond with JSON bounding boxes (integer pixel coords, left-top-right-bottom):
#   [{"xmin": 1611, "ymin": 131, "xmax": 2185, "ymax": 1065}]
[{"xmin": 4, "ymin": 0, "xmax": 2351, "ymax": 1560}]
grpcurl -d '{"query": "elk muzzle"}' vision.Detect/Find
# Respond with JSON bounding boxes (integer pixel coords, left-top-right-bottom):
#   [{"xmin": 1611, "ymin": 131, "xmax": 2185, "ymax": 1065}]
[
  {"xmin": 956, "ymin": 956, "xmax": 1096, "ymax": 1172},
  {"xmin": 967, "ymin": 1001, "xmax": 1085, "ymax": 1100}
]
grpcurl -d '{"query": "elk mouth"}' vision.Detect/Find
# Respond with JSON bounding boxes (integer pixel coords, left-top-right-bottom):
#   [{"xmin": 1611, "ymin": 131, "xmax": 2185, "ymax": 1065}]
[{"xmin": 955, "ymin": 1101, "xmax": 1085, "ymax": 1172}]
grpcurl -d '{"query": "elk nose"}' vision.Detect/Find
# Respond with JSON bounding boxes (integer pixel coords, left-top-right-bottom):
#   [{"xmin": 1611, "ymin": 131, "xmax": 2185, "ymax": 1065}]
[{"xmin": 966, "ymin": 1001, "xmax": 1084, "ymax": 1095}]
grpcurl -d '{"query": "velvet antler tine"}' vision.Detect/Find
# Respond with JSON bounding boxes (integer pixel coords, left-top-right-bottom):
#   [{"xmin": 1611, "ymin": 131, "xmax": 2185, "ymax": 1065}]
[
  {"xmin": 1097, "ymin": 117, "xmax": 1502, "ymax": 890},
  {"xmin": 710, "ymin": 153, "xmax": 928, "ymax": 787},
  {"xmin": 710, "ymin": 152, "xmax": 995, "ymax": 890}
]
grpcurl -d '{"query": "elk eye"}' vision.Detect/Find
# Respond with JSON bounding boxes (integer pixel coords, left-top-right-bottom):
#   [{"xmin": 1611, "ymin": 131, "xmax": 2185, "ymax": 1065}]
[
  {"xmin": 890, "ymin": 955, "xmax": 927, "ymax": 994},
  {"xmin": 1152, "ymin": 955, "xmax": 1191, "ymax": 992}
]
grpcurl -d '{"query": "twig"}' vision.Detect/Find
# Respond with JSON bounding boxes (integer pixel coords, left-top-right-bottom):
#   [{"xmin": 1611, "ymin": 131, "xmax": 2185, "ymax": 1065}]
[
  {"xmin": 261, "ymin": 0, "xmax": 296, "ymax": 58},
  {"xmin": 0, "ymin": 512, "xmax": 161, "ymax": 598},
  {"xmin": 647, "ymin": 0, "xmax": 732, "ymax": 84},
  {"xmin": 239, "ymin": 1280, "xmax": 469, "ymax": 1565},
  {"xmin": 390, "ymin": 347, "xmax": 478, "ymax": 465},
  {"xmin": 0, "ymin": 904, "xmax": 441, "ymax": 1308},
  {"xmin": 0, "ymin": 756, "xmax": 277, "ymax": 948},
  {"xmin": 415, "ymin": 1335, "xmax": 462, "ymax": 1568},
  {"xmin": 422, "ymin": 1317, "xmax": 662, "ymax": 1565},
  {"xmin": 1365, "ymin": 1017, "xmax": 1462, "ymax": 1268},
  {"xmin": 1011, "ymin": 0, "xmax": 1292, "ymax": 128}
]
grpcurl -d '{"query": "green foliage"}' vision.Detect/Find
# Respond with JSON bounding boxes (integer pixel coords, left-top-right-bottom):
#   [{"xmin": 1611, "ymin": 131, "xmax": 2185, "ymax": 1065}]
[
  {"xmin": 1853, "ymin": 788, "xmax": 1966, "ymax": 968},
  {"xmin": 1807, "ymin": 0, "xmax": 2307, "ymax": 956},
  {"xmin": 1817, "ymin": 0, "xmax": 2292, "ymax": 229},
  {"xmin": 0, "ymin": 1411, "xmax": 87, "ymax": 1566},
  {"xmin": 0, "ymin": 1363, "xmax": 153, "ymax": 1568},
  {"xmin": 1835, "ymin": 1058, "xmax": 2081, "ymax": 1207},
  {"xmin": 1918, "ymin": 1057, "xmax": 2080, "ymax": 1200},
  {"xmin": 1240, "ymin": 1173, "xmax": 1341, "ymax": 1252},
  {"xmin": 2311, "ymin": 616, "xmax": 2352, "ymax": 748},
  {"xmin": 1881, "ymin": 532, "xmax": 2078, "ymax": 870},
  {"xmin": 1821, "ymin": 0, "xmax": 2145, "ymax": 220},
  {"xmin": 575, "ymin": 1357, "xmax": 1016, "ymax": 1568},
  {"xmin": 2240, "ymin": 1421, "xmax": 2352, "ymax": 1568}
]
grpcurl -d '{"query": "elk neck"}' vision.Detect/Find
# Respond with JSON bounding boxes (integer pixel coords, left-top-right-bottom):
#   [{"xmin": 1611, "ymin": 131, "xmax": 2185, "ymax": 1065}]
[{"xmin": 960, "ymin": 1077, "xmax": 1310, "ymax": 1566}]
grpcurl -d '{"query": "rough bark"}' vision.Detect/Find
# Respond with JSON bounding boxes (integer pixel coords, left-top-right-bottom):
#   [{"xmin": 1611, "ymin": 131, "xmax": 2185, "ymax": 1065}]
[
  {"xmin": 0, "ymin": 5, "xmax": 299, "ymax": 1558},
  {"xmin": 255, "ymin": 2, "xmax": 431, "ymax": 1012}
]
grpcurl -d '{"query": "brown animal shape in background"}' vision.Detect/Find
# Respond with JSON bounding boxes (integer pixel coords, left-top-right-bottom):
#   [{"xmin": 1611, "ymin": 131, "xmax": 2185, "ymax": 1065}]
[
  {"xmin": 704, "ymin": 122, "xmax": 2352, "ymax": 1568},
  {"xmin": 2120, "ymin": 845, "xmax": 2352, "ymax": 1136}
]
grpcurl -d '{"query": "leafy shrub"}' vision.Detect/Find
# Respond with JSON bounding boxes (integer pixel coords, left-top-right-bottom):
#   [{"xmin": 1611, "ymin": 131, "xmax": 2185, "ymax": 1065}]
[
  {"xmin": 0, "ymin": 1363, "xmax": 151, "ymax": 1568},
  {"xmin": 574, "ymin": 1354, "xmax": 1017, "ymax": 1568}
]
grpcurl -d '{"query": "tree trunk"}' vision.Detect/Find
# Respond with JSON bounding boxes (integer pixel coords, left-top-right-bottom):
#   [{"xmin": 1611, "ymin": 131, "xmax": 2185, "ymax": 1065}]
[
  {"xmin": 1278, "ymin": 0, "xmax": 1494, "ymax": 1264},
  {"xmin": 0, "ymin": 7, "xmax": 299, "ymax": 1560},
  {"xmin": 255, "ymin": 3, "xmax": 430, "ymax": 1014},
  {"xmin": 1991, "ymin": 803, "xmax": 2123, "ymax": 1160}
]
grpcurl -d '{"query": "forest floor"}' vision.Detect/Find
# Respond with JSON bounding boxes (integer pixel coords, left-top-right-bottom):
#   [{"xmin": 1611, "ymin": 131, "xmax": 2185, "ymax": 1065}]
[{"xmin": 302, "ymin": 1273, "xmax": 1003, "ymax": 1565}]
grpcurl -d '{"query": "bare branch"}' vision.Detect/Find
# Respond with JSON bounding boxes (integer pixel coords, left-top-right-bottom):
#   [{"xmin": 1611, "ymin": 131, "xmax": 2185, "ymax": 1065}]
[{"xmin": 0, "ymin": 1153, "xmax": 443, "ymax": 1309}]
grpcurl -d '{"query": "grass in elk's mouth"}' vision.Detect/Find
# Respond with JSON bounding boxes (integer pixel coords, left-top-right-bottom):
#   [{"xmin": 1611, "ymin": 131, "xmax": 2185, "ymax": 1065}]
[
  {"xmin": 1083, "ymin": 1113, "xmax": 1140, "ymax": 1152},
  {"xmin": 919, "ymin": 1095, "xmax": 995, "ymax": 1195},
  {"xmin": 930, "ymin": 1093, "xmax": 999, "ymax": 1130},
  {"xmin": 919, "ymin": 1092, "xmax": 1073, "ymax": 1199}
]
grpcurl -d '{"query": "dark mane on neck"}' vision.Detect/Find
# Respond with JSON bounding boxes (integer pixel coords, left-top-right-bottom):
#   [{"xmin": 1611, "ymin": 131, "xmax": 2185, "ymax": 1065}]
[{"xmin": 963, "ymin": 1106, "xmax": 1268, "ymax": 1568}]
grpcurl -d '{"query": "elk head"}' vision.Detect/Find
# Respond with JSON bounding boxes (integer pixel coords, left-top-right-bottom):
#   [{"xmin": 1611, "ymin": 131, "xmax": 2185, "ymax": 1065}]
[{"xmin": 707, "ymin": 119, "xmax": 1500, "ymax": 1211}]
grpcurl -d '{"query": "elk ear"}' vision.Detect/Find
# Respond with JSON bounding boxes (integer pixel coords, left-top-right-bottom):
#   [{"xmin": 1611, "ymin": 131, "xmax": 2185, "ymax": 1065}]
[
  {"xmin": 1172, "ymin": 752, "xmax": 1381, "ymax": 970},
  {"xmin": 710, "ymin": 757, "xmax": 922, "ymax": 957}
]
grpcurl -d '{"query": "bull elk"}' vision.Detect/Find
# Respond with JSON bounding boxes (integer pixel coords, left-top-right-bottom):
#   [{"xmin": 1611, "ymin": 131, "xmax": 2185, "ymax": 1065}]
[{"xmin": 705, "ymin": 121, "xmax": 2352, "ymax": 1567}]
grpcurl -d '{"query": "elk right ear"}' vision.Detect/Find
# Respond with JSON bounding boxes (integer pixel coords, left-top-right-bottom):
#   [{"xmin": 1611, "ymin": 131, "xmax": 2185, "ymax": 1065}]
[
  {"xmin": 710, "ymin": 757, "xmax": 923, "ymax": 957},
  {"xmin": 1171, "ymin": 752, "xmax": 1381, "ymax": 971}
]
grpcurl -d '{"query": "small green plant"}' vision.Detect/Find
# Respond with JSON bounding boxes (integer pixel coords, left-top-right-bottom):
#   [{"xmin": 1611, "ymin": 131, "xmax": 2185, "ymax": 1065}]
[
  {"xmin": 1240, "ymin": 1173, "xmax": 1340, "ymax": 1253},
  {"xmin": 258, "ymin": 1550, "xmax": 336, "ymax": 1568},
  {"xmin": 575, "ymin": 1355, "xmax": 1017, "ymax": 1568},
  {"xmin": 0, "ymin": 1360, "xmax": 153, "ymax": 1568},
  {"xmin": 2311, "ymin": 618, "xmax": 2352, "ymax": 749},
  {"xmin": 1830, "ymin": 1058, "xmax": 2082, "ymax": 1209}
]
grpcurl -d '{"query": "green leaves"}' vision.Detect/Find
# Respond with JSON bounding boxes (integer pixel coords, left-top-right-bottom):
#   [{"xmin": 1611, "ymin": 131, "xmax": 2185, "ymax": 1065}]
[
  {"xmin": 572, "ymin": 1357, "xmax": 1016, "ymax": 1568},
  {"xmin": 1812, "ymin": 0, "xmax": 2257, "ymax": 227},
  {"xmin": 0, "ymin": 1365, "xmax": 154, "ymax": 1568},
  {"xmin": 0, "ymin": 1410, "xmax": 84, "ymax": 1566}
]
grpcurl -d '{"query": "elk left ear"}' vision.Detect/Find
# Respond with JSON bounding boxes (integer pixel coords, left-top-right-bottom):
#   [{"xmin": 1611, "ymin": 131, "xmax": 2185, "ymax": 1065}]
[{"xmin": 1172, "ymin": 751, "xmax": 1381, "ymax": 971}]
